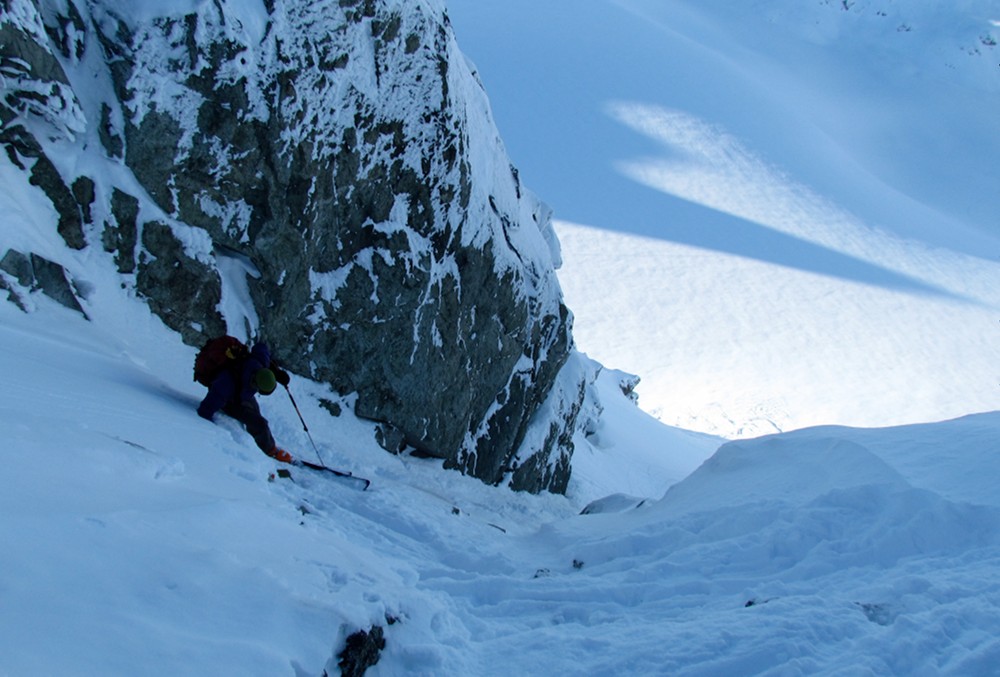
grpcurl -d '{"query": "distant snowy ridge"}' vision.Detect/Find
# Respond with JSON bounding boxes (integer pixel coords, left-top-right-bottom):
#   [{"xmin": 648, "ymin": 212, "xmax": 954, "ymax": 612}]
[
  {"xmin": 446, "ymin": 0, "xmax": 1000, "ymax": 438},
  {"xmin": 746, "ymin": 0, "xmax": 1000, "ymax": 92}
]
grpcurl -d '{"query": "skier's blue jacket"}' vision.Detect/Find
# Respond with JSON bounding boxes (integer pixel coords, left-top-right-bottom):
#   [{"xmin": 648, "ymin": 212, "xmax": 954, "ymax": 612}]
[{"xmin": 197, "ymin": 342, "xmax": 274, "ymax": 420}]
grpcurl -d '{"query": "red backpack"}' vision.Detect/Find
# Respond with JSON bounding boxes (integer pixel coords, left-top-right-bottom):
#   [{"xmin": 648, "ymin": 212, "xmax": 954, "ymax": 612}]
[{"xmin": 193, "ymin": 336, "xmax": 249, "ymax": 387}]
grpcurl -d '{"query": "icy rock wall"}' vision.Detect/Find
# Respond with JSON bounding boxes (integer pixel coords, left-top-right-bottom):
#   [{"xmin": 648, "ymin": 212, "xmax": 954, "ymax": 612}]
[{"xmin": 0, "ymin": 0, "xmax": 582, "ymax": 493}]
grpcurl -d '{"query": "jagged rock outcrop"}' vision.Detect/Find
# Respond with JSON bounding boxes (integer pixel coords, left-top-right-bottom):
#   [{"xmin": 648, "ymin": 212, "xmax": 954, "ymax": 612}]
[
  {"xmin": 330, "ymin": 625, "xmax": 386, "ymax": 677},
  {"xmin": 0, "ymin": 248, "xmax": 88, "ymax": 317},
  {"xmin": 0, "ymin": 0, "xmax": 585, "ymax": 493}
]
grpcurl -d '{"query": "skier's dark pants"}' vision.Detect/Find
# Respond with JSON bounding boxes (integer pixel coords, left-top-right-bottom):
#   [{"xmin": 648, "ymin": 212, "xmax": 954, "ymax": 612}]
[{"xmin": 224, "ymin": 400, "xmax": 275, "ymax": 452}]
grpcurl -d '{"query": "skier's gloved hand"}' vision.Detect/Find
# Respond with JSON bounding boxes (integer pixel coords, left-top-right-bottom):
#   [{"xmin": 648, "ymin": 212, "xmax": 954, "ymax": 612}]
[{"xmin": 274, "ymin": 367, "xmax": 290, "ymax": 387}]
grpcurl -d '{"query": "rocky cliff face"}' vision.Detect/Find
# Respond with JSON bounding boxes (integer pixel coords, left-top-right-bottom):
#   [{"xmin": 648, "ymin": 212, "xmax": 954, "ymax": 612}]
[{"xmin": 1, "ymin": 0, "xmax": 585, "ymax": 493}]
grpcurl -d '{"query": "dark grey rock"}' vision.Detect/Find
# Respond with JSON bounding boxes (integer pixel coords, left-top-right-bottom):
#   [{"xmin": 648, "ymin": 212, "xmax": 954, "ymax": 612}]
[
  {"xmin": 125, "ymin": 109, "xmax": 183, "ymax": 215},
  {"xmin": 0, "ymin": 248, "xmax": 88, "ymax": 318},
  {"xmin": 375, "ymin": 423, "xmax": 407, "ymax": 455},
  {"xmin": 0, "ymin": 125, "xmax": 86, "ymax": 250},
  {"xmin": 136, "ymin": 221, "xmax": 226, "ymax": 345},
  {"xmin": 331, "ymin": 625, "xmax": 385, "ymax": 677},
  {"xmin": 104, "ymin": 188, "xmax": 139, "ymax": 273},
  {"xmin": 71, "ymin": 176, "xmax": 95, "ymax": 225},
  {"xmin": 0, "ymin": 20, "xmax": 70, "ymax": 87},
  {"xmin": 33, "ymin": 152, "xmax": 86, "ymax": 251},
  {"xmin": 0, "ymin": 249, "xmax": 34, "ymax": 288},
  {"xmin": 30, "ymin": 253, "xmax": 88, "ymax": 318},
  {"xmin": 319, "ymin": 399, "xmax": 342, "ymax": 417},
  {"xmin": 98, "ymin": 102, "xmax": 124, "ymax": 158}
]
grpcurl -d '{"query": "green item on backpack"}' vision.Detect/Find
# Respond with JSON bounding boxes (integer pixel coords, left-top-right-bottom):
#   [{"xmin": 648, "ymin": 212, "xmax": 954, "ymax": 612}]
[{"xmin": 255, "ymin": 368, "xmax": 277, "ymax": 395}]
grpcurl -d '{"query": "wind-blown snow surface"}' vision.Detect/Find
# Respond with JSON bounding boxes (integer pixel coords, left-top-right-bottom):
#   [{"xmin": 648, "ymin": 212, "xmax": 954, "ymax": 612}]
[
  {"xmin": 447, "ymin": 0, "xmax": 1000, "ymax": 437},
  {"xmin": 3, "ymin": 292, "xmax": 1000, "ymax": 674}
]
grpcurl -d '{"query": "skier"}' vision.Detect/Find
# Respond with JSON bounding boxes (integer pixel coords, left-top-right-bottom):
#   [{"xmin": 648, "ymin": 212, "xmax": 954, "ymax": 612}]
[{"xmin": 195, "ymin": 338, "xmax": 294, "ymax": 463}]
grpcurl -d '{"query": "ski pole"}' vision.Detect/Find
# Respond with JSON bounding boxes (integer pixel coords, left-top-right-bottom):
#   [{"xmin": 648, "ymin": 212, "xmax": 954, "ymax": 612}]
[{"xmin": 284, "ymin": 385, "xmax": 326, "ymax": 466}]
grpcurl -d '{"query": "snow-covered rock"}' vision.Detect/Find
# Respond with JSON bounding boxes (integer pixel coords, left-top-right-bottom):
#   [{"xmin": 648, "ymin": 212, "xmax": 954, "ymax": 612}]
[{"xmin": 1, "ymin": 0, "xmax": 582, "ymax": 492}]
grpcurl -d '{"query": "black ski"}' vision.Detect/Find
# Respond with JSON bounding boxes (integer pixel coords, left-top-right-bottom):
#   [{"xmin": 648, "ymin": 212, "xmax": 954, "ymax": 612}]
[{"xmin": 294, "ymin": 460, "xmax": 371, "ymax": 490}]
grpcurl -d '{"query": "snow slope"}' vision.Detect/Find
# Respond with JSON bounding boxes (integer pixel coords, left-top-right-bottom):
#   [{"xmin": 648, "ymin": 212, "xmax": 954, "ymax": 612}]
[
  {"xmin": 447, "ymin": 0, "xmax": 1000, "ymax": 437},
  {"xmin": 4, "ymin": 0, "xmax": 1000, "ymax": 674},
  {"xmin": 4, "ymin": 268, "xmax": 1000, "ymax": 675}
]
